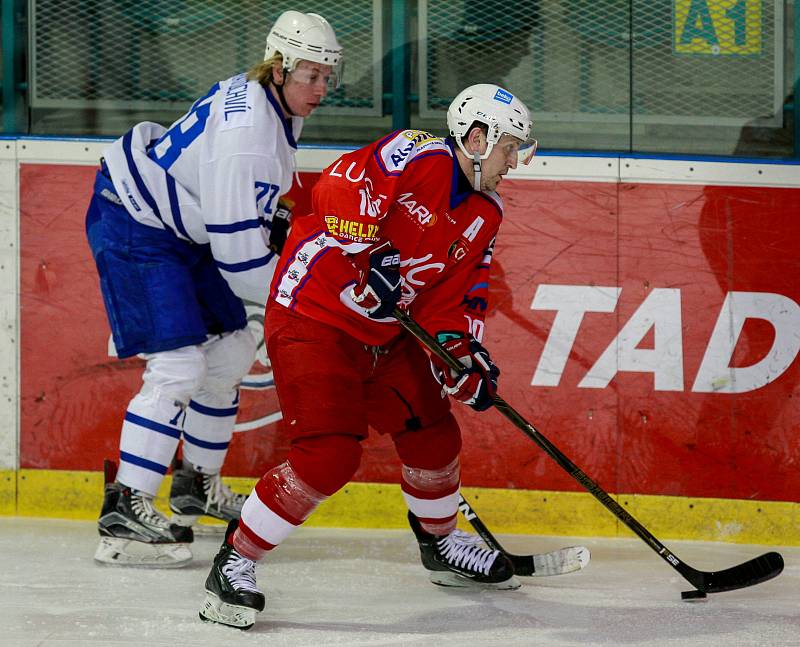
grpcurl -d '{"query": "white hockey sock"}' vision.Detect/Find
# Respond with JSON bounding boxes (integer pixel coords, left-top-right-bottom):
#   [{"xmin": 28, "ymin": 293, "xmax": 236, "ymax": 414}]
[
  {"xmin": 181, "ymin": 387, "xmax": 238, "ymax": 474},
  {"xmin": 117, "ymin": 391, "xmax": 185, "ymax": 496}
]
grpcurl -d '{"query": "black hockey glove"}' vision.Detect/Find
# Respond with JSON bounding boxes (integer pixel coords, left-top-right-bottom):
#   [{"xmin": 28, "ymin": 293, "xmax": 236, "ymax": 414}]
[
  {"xmin": 430, "ymin": 332, "xmax": 500, "ymax": 412},
  {"xmin": 350, "ymin": 241, "xmax": 402, "ymax": 320},
  {"xmin": 268, "ymin": 198, "xmax": 292, "ymax": 255}
]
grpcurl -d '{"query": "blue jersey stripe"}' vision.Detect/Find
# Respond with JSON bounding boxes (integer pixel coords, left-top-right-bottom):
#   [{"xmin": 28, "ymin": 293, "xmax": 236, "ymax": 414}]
[
  {"xmin": 217, "ymin": 252, "xmax": 275, "ymax": 273},
  {"xmin": 120, "ymin": 451, "xmax": 169, "ymax": 475},
  {"xmin": 467, "ymin": 282, "xmax": 489, "ymax": 293},
  {"xmin": 188, "ymin": 400, "xmax": 239, "ymax": 417},
  {"xmin": 206, "ymin": 219, "xmax": 263, "ymax": 234},
  {"xmin": 182, "ymin": 432, "xmax": 230, "ymax": 451},
  {"xmin": 124, "ymin": 411, "xmax": 181, "ymax": 439},
  {"xmin": 165, "ymin": 173, "xmax": 192, "ymax": 241},
  {"xmin": 122, "ymin": 130, "xmax": 168, "ymax": 228}
]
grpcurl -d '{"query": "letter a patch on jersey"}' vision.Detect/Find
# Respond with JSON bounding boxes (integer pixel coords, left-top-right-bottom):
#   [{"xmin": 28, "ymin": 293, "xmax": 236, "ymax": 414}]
[{"xmin": 462, "ymin": 216, "xmax": 485, "ymax": 242}]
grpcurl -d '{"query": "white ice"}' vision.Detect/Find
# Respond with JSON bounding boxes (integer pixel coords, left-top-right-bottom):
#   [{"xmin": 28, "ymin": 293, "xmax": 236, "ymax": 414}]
[{"xmin": 1, "ymin": 517, "xmax": 798, "ymax": 647}]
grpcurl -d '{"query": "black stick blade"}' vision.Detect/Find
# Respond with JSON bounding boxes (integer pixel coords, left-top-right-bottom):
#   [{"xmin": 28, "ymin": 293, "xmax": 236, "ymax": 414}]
[
  {"xmin": 696, "ymin": 551, "xmax": 784, "ymax": 594},
  {"xmin": 510, "ymin": 554, "xmax": 535, "ymax": 576}
]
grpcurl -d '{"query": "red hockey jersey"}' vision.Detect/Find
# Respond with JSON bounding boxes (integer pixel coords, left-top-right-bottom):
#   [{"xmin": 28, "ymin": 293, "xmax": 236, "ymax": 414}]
[{"xmin": 269, "ymin": 130, "xmax": 503, "ymax": 346}]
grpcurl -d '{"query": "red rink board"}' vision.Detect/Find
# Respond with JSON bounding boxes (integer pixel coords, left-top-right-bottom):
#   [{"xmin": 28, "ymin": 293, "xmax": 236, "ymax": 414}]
[{"xmin": 19, "ymin": 164, "xmax": 800, "ymax": 502}]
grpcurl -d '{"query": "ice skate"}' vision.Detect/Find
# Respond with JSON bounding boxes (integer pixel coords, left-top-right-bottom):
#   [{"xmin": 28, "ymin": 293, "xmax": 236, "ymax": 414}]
[
  {"xmin": 94, "ymin": 459, "xmax": 193, "ymax": 567},
  {"xmin": 408, "ymin": 511, "xmax": 520, "ymax": 590},
  {"xmin": 199, "ymin": 520, "xmax": 265, "ymax": 630},
  {"xmin": 169, "ymin": 459, "xmax": 247, "ymax": 532}
]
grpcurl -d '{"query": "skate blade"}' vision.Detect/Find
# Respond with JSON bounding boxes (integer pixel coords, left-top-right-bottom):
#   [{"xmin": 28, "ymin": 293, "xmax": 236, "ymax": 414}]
[
  {"xmin": 170, "ymin": 513, "xmax": 200, "ymax": 528},
  {"xmin": 94, "ymin": 536, "xmax": 192, "ymax": 568},
  {"xmin": 429, "ymin": 571, "xmax": 521, "ymax": 590},
  {"xmin": 199, "ymin": 592, "xmax": 257, "ymax": 630}
]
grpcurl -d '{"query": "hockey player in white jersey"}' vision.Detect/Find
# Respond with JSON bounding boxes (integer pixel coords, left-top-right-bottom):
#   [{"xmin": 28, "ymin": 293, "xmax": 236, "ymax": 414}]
[{"xmin": 86, "ymin": 11, "xmax": 343, "ymax": 567}]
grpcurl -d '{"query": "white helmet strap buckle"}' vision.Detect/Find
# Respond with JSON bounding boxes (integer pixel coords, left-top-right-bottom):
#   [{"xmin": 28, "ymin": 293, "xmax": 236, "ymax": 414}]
[{"xmin": 471, "ymin": 151, "xmax": 482, "ymax": 191}]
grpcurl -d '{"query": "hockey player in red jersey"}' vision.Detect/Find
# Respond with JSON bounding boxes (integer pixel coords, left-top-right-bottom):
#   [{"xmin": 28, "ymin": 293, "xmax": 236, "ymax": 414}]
[{"xmin": 199, "ymin": 84, "xmax": 536, "ymax": 629}]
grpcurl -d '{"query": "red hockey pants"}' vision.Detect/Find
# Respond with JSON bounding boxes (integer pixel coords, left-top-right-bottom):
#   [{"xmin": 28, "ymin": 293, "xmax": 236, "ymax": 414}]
[{"xmin": 264, "ymin": 304, "xmax": 462, "ymax": 496}]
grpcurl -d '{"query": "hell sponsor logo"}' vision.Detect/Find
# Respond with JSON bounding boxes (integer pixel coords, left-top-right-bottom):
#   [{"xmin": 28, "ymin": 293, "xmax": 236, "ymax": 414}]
[
  {"xmin": 530, "ymin": 285, "xmax": 800, "ymax": 393},
  {"xmin": 324, "ymin": 215, "xmax": 380, "ymax": 243}
]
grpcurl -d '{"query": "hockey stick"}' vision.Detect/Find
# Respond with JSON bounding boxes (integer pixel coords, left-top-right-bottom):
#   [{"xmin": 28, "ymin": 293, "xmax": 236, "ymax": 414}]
[
  {"xmin": 458, "ymin": 493, "xmax": 590, "ymax": 577},
  {"xmin": 395, "ymin": 308, "xmax": 784, "ymax": 597}
]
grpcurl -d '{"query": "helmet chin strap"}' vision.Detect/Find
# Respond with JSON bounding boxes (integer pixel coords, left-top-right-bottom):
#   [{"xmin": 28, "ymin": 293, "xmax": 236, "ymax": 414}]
[
  {"xmin": 471, "ymin": 151, "xmax": 482, "ymax": 191},
  {"xmin": 273, "ymin": 71, "xmax": 298, "ymax": 117}
]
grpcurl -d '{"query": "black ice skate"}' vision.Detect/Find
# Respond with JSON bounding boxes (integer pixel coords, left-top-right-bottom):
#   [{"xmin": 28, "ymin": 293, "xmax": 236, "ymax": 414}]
[
  {"xmin": 94, "ymin": 459, "xmax": 194, "ymax": 567},
  {"xmin": 199, "ymin": 519, "xmax": 265, "ymax": 630},
  {"xmin": 408, "ymin": 511, "xmax": 520, "ymax": 590},
  {"xmin": 169, "ymin": 459, "xmax": 247, "ymax": 531}
]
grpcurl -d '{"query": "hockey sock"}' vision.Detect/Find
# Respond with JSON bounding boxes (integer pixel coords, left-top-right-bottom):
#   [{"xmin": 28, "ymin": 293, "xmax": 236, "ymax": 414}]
[
  {"xmin": 117, "ymin": 391, "xmax": 186, "ymax": 496},
  {"xmin": 233, "ymin": 461, "xmax": 327, "ymax": 561},
  {"xmin": 401, "ymin": 456, "xmax": 461, "ymax": 535},
  {"xmin": 180, "ymin": 388, "xmax": 238, "ymax": 474}
]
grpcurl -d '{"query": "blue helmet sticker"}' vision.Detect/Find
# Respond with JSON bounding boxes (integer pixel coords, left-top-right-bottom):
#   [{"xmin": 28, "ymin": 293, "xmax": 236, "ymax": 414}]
[{"xmin": 493, "ymin": 88, "xmax": 513, "ymax": 104}]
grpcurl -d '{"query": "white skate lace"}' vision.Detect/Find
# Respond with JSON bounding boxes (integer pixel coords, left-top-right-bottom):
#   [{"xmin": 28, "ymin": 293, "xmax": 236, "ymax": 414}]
[
  {"xmin": 437, "ymin": 530, "xmax": 499, "ymax": 576},
  {"xmin": 203, "ymin": 473, "xmax": 247, "ymax": 513},
  {"xmin": 131, "ymin": 491, "xmax": 170, "ymax": 529},
  {"xmin": 222, "ymin": 551, "xmax": 261, "ymax": 593}
]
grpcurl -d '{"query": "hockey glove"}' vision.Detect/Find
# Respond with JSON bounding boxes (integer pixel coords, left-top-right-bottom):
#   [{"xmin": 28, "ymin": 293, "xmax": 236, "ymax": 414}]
[
  {"xmin": 268, "ymin": 198, "xmax": 293, "ymax": 255},
  {"xmin": 430, "ymin": 332, "xmax": 499, "ymax": 412},
  {"xmin": 350, "ymin": 241, "xmax": 402, "ymax": 320}
]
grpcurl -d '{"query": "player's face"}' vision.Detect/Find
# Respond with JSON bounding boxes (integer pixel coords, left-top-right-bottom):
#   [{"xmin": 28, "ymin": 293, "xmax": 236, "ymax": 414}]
[
  {"xmin": 282, "ymin": 60, "xmax": 334, "ymax": 117},
  {"xmin": 480, "ymin": 134, "xmax": 523, "ymax": 192}
]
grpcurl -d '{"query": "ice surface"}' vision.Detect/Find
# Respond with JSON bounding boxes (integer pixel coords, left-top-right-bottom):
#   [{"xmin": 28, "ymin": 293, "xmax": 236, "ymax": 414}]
[{"xmin": 1, "ymin": 517, "xmax": 798, "ymax": 646}]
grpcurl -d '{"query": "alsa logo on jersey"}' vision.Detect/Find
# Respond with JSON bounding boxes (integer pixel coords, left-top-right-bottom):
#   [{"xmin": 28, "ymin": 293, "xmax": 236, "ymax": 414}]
[
  {"xmin": 493, "ymin": 88, "xmax": 513, "ymax": 104},
  {"xmin": 324, "ymin": 216, "xmax": 380, "ymax": 243},
  {"xmin": 397, "ymin": 192, "xmax": 437, "ymax": 227},
  {"xmin": 382, "ymin": 130, "xmax": 444, "ymax": 169}
]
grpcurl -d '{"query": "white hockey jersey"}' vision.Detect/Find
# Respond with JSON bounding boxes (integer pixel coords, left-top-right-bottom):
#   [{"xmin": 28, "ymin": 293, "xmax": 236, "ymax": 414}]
[{"xmin": 103, "ymin": 73, "xmax": 302, "ymax": 305}]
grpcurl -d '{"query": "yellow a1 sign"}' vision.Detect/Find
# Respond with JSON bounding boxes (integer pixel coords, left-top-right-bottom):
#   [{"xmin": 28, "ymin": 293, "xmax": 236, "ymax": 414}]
[{"xmin": 674, "ymin": 0, "xmax": 762, "ymax": 55}]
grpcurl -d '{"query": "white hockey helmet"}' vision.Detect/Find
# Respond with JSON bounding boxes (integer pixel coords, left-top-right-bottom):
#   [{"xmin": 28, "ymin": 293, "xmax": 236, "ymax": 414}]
[
  {"xmin": 264, "ymin": 11, "xmax": 343, "ymax": 87},
  {"xmin": 447, "ymin": 84, "xmax": 536, "ymax": 164}
]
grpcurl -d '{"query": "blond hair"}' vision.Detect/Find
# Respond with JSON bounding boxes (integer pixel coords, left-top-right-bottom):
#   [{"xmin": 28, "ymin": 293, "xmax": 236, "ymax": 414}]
[{"xmin": 247, "ymin": 53, "xmax": 284, "ymax": 87}]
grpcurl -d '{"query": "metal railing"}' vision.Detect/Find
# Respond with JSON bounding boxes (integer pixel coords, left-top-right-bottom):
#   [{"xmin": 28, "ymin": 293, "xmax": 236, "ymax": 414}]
[{"xmin": 3, "ymin": 0, "xmax": 799, "ymax": 157}]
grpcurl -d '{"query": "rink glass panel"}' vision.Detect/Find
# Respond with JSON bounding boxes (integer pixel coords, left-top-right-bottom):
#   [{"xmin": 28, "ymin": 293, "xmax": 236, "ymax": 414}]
[
  {"xmin": 27, "ymin": 0, "xmax": 384, "ymax": 142},
  {"xmin": 24, "ymin": 0, "xmax": 796, "ymax": 156},
  {"xmin": 417, "ymin": 0, "xmax": 788, "ymax": 155}
]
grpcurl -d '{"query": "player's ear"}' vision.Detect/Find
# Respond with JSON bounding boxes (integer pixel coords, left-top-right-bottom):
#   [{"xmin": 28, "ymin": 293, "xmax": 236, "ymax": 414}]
[
  {"xmin": 466, "ymin": 126, "xmax": 487, "ymax": 155},
  {"xmin": 272, "ymin": 62, "xmax": 285, "ymax": 86}
]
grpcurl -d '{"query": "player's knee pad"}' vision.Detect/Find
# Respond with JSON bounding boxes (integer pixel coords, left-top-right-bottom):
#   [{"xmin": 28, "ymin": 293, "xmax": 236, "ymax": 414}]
[
  {"xmin": 288, "ymin": 434, "xmax": 363, "ymax": 497},
  {"xmin": 140, "ymin": 345, "xmax": 207, "ymax": 406},
  {"xmin": 394, "ymin": 411, "xmax": 462, "ymax": 470},
  {"xmin": 202, "ymin": 327, "xmax": 259, "ymax": 395}
]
